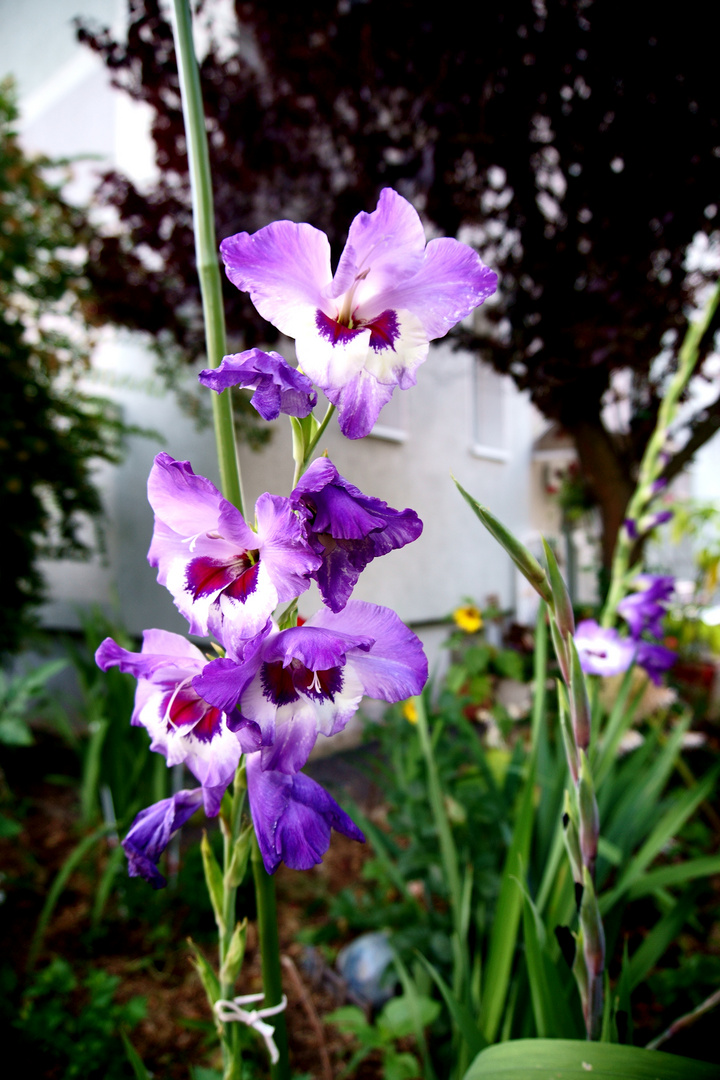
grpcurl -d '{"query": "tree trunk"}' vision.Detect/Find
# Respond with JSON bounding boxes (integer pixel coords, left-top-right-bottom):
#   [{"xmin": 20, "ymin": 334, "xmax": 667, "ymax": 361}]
[{"xmin": 566, "ymin": 418, "xmax": 634, "ymax": 573}]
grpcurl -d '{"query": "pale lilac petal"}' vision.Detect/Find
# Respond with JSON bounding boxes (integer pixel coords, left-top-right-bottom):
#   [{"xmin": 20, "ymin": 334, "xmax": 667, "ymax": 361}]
[
  {"xmin": 220, "ymin": 221, "xmax": 331, "ymax": 339},
  {"xmin": 209, "ymin": 560, "xmax": 282, "ymax": 650},
  {"xmin": 199, "ymin": 349, "xmax": 317, "ymax": 420},
  {"xmin": 325, "ymin": 370, "xmax": 399, "ymax": 440},
  {"xmin": 262, "ymin": 624, "xmax": 373, "ymax": 672},
  {"xmin": 147, "ymin": 454, "xmax": 317, "ymax": 642},
  {"xmin": 97, "ymin": 631, "xmax": 241, "ymax": 809},
  {"xmin": 295, "ymin": 307, "xmax": 427, "ymax": 439},
  {"xmin": 574, "ymin": 620, "xmax": 635, "ymax": 677},
  {"xmin": 307, "ymin": 601, "xmax": 428, "ymax": 702},
  {"xmin": 255, "ymin": 493, "xmax": 322, "ymax": 603},
  {"xmin": 95, "ymin": 630, "xmax": 204, "ymax": 680},
  {"xmin": 378, "ymin": 236, "xmax": 498, "ymax": 338},
  {"xmin": 329, "ymin": 188, "xmax": 426, "ymax": 302},
  {"xmin": 122, "ymin": 789, "xmax": 203, "ymax": 888},
  {"xmin": 259, "ymin": 702, "xmax": 319, "ymax": 774},
  {"xmin": 246, "ymin": 754, "xmax": 364, "ymax": 874},
  {"xmin": 147, "ymin": 453, "xmax": 246, "ymax": 546}
]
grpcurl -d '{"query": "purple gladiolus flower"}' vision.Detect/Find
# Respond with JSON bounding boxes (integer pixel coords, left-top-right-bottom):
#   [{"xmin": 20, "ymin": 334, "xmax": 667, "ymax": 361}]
[
  {"xmin": 198, "ymin": 349, "xmax": 317, "ymax": 421},
  {"xmin": 96, "ymin": 629, "xmax": 256, "ymax": 815},
  {"xmin": 194, "ymin": 600, "xmax": 428, "ymax": 775},
  {"xmin": 291, "ymin": 457, "xmax": 423, "ymax": 612},
  {"xmin": 246, "ymin": 753, "xmax": 364, "ymax": 874},
  {"xmin": 220, "ymin": 187, "xmax": 497, "ymax": 439},
  {"xmin": 147, "ymin": 453, "xmax": 321, "ymax": 648},
  {"xmin": 122, "ymin": 788, "xmax": 203, "ymax": 888},
  {"xmin": 624, "ymin": 509, "xmax": 672, "ymax": 542},
  {"xmin": 618, "ymin": 574, "xmax": 674, "ymax": 639},
  {"xmin": 574, "ymin": 620, "xmax": 635, "ymax": 677},
  {"xmin": 636, "ymin": 640, "xmax": 677, "ymax": 685}
]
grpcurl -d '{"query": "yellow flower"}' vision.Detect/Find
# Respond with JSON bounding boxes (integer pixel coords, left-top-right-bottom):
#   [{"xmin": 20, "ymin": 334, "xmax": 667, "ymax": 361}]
[
  {"xmin": 453, "ymin": 604, "xmax": 483, "ymax": 634},
  {"xmin": 402, "ymin": 700, "xmax": 418, "ymax": 724}
]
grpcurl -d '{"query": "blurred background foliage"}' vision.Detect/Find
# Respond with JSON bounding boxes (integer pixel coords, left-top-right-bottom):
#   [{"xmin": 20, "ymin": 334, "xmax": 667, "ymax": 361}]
[{"xmin": 0, "ymin": 81, "xmax": 139, "ymax": 654}]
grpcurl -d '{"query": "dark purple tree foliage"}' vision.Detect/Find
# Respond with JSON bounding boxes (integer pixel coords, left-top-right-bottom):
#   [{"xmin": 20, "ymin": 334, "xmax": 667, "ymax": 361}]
[{"xmin": 77, "ymin": 0, "xmax": 720, "ymax": 567}]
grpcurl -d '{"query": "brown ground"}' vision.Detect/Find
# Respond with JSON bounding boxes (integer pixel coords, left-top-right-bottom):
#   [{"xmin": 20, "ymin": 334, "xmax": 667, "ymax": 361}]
[{"xmin": 0, "ymin": 737, "xmax": 389, "ymax": 1078}]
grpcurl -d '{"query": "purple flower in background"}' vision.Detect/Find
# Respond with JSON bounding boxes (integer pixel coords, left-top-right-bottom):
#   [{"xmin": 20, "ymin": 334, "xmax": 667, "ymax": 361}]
[
  {"xmin": 618, "ymin": 574, "xmax": 674, "ymax": 639},
  {"xmin": 246, "ymin": 753, "xmax": 364, "ymax": 874},
  {"xmin": 194, "ymin": 600, "xmax": 428, "ymax": 775},
  {"xmin": 291, "ymin": 457, "xmax": 423, "ymax": 612},
  {"xmin": 220, "ymin": 188, "xmax": 497, "ymax": 439},
  {"xmin": 147, "ymin": 453, "xmax": 320, "ymax": 648},
  {"xmin": 636, "ymin": 640, "xmax": 677, "ymax": 685},
  {"xmin": 574, "ymin": 620, "xmax": 635, "ymax": 677},
  {"xmin": 624, "ymin": 509, "xmax": 673, "ymax": 541},
  {"xmin": 96, "ymin": 629, "xmax": 254, "ymax": 815},
  {"xmin": 122, "ymin": 789, "xmax": 203, "ymax": 888},
  {"xmin": 199, "ymin": 349, "xmax": 317, "ymax": 421}
]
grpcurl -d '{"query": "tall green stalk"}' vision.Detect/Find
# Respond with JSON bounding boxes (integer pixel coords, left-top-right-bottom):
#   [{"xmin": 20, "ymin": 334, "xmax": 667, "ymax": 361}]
[
  {"xmin": 601, "ymin": 282, "xmax": 720, "ymax": 627},
  {"xmin": 170, "ymin": 0, "xmax": 244, "ymax": 517},
  {"xmin": 170, "ymin": 2, "xmax": 288, "ymax": 1075}
]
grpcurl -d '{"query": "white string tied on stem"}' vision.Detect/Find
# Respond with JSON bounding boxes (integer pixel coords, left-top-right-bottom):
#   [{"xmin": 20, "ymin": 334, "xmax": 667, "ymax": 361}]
[{"xmin": 213, "ymin": 992, "xmax": 288, "ymax": 1064}]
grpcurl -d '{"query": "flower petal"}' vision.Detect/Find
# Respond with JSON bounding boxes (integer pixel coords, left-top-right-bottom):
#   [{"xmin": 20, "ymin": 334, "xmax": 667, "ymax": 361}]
[
  {"xmin": 378, "ymin": 236, "xmax": 497, "ymax": 338},
  {"xmin": 199, "ymin": 349, "xmax": 317, "ymax": 420},
  {"xmin": 307, "ymin": 601, "xmax": 428, "ymax": 702},
  {"xmin": 292, "ymin": 459, "xmax": 423, "ymax": 611},
  {"xmin": 246, "ymin": 754, "xmax": 364, "ymax": 875},
  {"xmin": 122, "ymin": 789, "xmax": 203, "ymax": 888},
  {"xmin": 220, "ymin": 220, "xmax": 331, "ymax": 338},
  {"xmin": 574, "ymin": 620, "xmax": 635, "ymax": 677},
  {"xmin": 329, "ymin": 187, "xmax": 426, "ymax": 303}
]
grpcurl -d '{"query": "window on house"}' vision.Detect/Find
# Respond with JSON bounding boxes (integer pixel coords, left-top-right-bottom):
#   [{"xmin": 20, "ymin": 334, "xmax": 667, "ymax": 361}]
[
  {"xmin": 368, "ymin": 387, "xmax": 409, "ymax": 443},
  {"xmin": 472, "ymin": 358, "xmax": 511, "ymax": 462}
]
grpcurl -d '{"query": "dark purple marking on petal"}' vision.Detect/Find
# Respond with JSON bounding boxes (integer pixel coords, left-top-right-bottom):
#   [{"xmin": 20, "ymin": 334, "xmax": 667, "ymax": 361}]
[
  {"xmin": 186, "ymin": 551, "xmax": 260, "ymax": 603},
  {"xmin": 224, "ymin": 559, "xmax": 261, "ymax": 602},
  {"xmin": 186, "ymin": 555, "xmax": 243, "ymax": 598},
  {"xmin": 161, "ymin": 686, "xmax": 207, "ymax": 730},
  {"xmin": 365, "ymin": 309, "xmax": 399, "ymax": 352},
  {"xmin": 190, "ymin": 705, "xmax": 224, "ymax": 743},
  {"xmin": 160, "ymin": 686, "xmax": 224, "ymax": 742},
  {"xmin": 315, "ymin": 309, "xmax": 365, "ymax": 347},
  {"xmin": 293, "ymin": 664, "xmax": 344, "ymax": 703},
  {"xmin": 262, "ymin": 661, "xmax": 299, "ymax": 706}
]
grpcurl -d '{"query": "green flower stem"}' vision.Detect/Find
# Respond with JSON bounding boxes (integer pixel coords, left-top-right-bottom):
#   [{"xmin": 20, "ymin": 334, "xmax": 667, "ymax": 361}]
[
  {"xmin": 291, "ymin": 401, "xmax": 336, "ymax": 488},
  {"xmin": 303, "ymin": 402, "xmax": 335, "ymax": 468},
  {"xmin": 170, "ymin": 4, "xmax": 286, "ymax": 1075},
  {"xmin": 170, "ymin": 0, "xmax": 244, "ymax": 517},
  {"xmin": 601, "ymin": 281, "xmax": 720, "ymax": 628},
  {"xmin": 219, "ymin": 767, "xmax": 247, "ymax": 1079},
  {"xmin": 251, "ymin": 840, "xmax": 290, "ymax": 1079}
]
